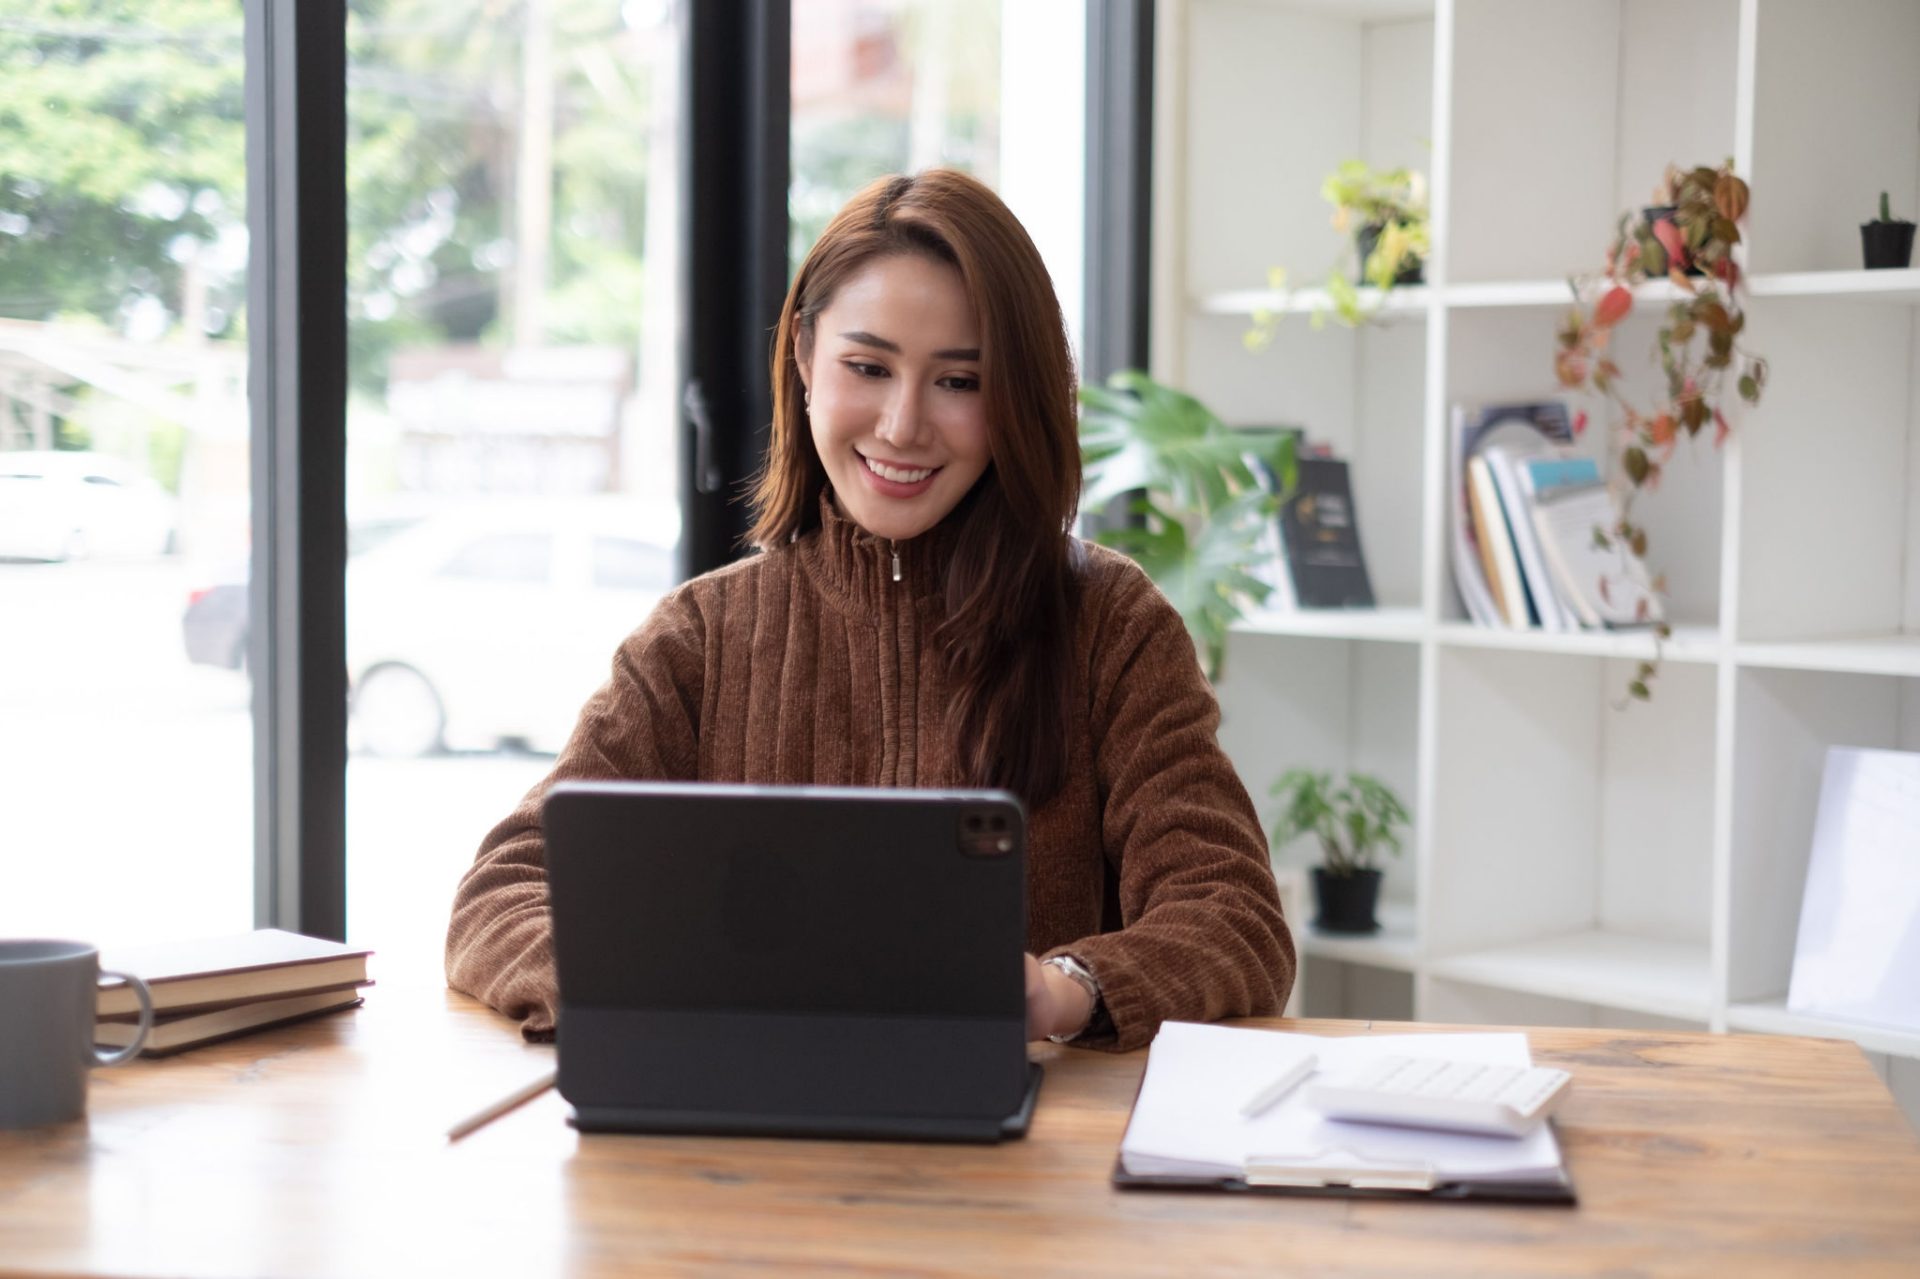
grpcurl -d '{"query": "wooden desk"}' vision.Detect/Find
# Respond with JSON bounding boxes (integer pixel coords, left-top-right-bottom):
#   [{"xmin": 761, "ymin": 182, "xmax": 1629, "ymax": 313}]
[{"xmin": 2, "ymin": 987, "xmax": 1918, "ymax": 1278}]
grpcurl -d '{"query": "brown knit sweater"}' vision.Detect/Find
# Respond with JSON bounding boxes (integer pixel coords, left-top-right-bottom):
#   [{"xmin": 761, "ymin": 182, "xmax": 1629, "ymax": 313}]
[{"xmin": 445, "ymin": 496, "xmax": 1294, "ymax": 1052}]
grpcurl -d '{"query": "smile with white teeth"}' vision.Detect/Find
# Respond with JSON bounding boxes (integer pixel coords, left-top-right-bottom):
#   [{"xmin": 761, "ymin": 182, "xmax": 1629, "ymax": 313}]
[{"xmin": 862, "ymin": 454, "xmax": 938, "ymax": 484}]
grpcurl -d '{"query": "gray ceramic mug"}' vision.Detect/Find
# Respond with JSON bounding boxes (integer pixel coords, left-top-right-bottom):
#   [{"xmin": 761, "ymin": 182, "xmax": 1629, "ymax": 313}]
[{"xmin": 0, "ymin": 939, "xmax": 153, "ymax": 1129}]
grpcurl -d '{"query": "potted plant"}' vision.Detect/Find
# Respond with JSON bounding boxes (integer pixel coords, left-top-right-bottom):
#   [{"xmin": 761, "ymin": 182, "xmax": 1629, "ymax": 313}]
[
  {"xmin": 1079, "ymin": 370, "xmax": 1296, "ymax": 678},
  {"xmin": 1553, "ymin": 161, "xmax": 1769, "ymax": 704},
  {"xmin": 1245, "ymin": 162, "xmax": 1430, "ymax": 345},
  {"xmin": 1267, "ymin": 769, "xmax": 1409, "ymax": 934},
  {"xmin": 1323, "ymin": 160, "xmax": 1429, "ymax": 287},
  {"xmin": 1862, "ymin": 191, "xmax": 1915, "ymax": 270}
]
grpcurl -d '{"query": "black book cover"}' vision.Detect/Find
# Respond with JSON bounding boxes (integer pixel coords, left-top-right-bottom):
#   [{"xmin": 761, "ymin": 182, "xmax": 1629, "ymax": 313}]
[{"xmin": 1280, "ymin": 458, "xmax": 1375, "ymax": 609}]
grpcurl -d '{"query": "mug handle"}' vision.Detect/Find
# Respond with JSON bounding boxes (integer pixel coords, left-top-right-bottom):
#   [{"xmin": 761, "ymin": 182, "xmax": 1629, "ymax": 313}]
[{"xmin": 94, "ymin": 970, "xmax": 154, "ymax": 1066}]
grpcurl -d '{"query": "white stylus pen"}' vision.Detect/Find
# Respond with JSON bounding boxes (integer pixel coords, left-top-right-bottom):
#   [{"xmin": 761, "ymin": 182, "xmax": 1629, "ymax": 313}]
[{"xmin": 1239, "ymin": 1053, "xmax": 1319, "ymax": 1119}]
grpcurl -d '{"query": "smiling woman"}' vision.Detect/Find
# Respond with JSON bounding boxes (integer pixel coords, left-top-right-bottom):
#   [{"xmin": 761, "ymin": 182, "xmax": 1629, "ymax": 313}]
[{"xmin": 447, "ymin": 170, "xmax": 1296, "ymax": 1054}]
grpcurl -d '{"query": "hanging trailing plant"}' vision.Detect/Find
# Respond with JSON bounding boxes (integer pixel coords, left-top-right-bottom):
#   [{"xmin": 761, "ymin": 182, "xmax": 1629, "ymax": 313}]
[{"xmin": 1553, "ymin": 161, "xmax": 1768, "ymax": 703}]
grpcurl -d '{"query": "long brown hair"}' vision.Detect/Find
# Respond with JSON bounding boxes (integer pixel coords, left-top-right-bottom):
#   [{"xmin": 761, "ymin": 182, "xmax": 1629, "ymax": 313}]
[{"xmin": 748, "ymin": 170, "xmax": 1082, "ymax": 807}]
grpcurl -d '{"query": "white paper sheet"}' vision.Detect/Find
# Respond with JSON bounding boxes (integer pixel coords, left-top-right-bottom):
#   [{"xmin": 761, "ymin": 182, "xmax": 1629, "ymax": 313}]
[{"xmin": 1788, "ymin": 748, "xmax": 1920, "ymax": 1031}]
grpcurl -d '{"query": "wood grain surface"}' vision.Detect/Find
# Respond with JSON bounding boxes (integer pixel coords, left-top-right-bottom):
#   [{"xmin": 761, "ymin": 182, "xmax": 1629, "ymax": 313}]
[{"xmin": 1, "ymin": 985, "xmax": 1916, "ymax": 1278}]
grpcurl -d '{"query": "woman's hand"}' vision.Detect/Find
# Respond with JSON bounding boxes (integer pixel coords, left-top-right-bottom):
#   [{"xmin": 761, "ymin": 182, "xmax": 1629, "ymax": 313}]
[{"xmin": 1023, "ymin": 953, "xmax": 1094, "ymax": 1042}]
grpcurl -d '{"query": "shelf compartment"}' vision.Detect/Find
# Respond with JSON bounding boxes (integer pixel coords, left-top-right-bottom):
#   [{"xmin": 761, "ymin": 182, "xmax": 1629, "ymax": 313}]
[
  {"xmin": 1434, "ymin": 620, "xmax": 1721, "ymax": 664},
  {"xmin": 1726, "ymin": 999, "xmax": 1920, "ymax": 1062},
  {"xmin": 1735, "ymin": 634, "xmax": 1920, "ymax": 678},
  {"xmin": 1748, "ymin": 0, "xmax": 1920, "ymax": 275},
  {"xmin": 1296, "ymin": 898, "xmax": 1420, "ymax": 972},
  {"xmin": 1447, "ymin": 0, "xmax": 1737, "ymax": 286},
  {"xmin": 1734, "ymin": 297, "xmax": 1919, "ymax": 644},
  {"xmin": 1445, "ymin": 305, "xmax": 1727, "ymax": 626},
  {"xmin": 1428, "ymin": 647, "xmax": 1718, "ymax": 970},
  {"xmin": 1425, "ymin": 929, "xmax": 1714, "ymax": 1023},
  {"xmin": 1726, "ymin": 668, "xmax": 1920, "ymax": 1025},
  {"xmin": 1234, "ymin": 605, "xmax": 1424, "ymax": 644}
]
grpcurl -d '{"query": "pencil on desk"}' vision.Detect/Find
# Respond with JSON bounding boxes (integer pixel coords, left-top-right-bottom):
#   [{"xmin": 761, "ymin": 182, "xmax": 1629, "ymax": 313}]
[{"xmin": 446, "ymin": 1070, "xmax": 557, "ymax": 1142}]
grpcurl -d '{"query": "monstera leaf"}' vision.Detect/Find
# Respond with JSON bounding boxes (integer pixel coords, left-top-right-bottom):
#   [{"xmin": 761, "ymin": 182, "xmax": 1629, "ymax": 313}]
[{"xmin": 1079, "ymin": 370, "xmax": 1296, "ymax": 678}]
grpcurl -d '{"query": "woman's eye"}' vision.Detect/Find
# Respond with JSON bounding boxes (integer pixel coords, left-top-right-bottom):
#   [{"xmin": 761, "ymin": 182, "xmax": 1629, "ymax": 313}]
[
  {"xmin": 939, "ymin": 375, "xmax": 981, "ymax": 393},
  {"xmin": 845, "ymin": 360, "xmax": 888, "ymax": 379}
]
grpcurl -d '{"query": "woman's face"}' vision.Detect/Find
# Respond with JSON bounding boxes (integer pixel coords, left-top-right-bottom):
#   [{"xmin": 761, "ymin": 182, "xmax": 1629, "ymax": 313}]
[{"xmin": 799, "ymin": 252, "xmax": 990, "ymax": 542}]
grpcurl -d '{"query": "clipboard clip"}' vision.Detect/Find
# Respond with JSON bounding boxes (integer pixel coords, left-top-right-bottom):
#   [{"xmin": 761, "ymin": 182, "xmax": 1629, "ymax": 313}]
[{"xmin": 1243, "ymin": 1152, "xmax": 1438, "ymax": 1192}]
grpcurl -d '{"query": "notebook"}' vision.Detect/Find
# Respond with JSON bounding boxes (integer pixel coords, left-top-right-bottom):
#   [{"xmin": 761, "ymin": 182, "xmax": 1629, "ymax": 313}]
[
  {"xmin": 543, "ymin": 780, "xmax": 1043, "ymax": 1142},
  {"xmin": 1115, "ymin": 1022, "xmax": 1576, "ymax": 1203}
]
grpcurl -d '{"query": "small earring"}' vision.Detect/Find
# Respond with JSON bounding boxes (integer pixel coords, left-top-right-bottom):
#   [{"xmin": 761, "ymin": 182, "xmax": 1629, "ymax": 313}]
[{"xmin": 803, "ymin": 390, "xmax": 811, "ymax": 410}]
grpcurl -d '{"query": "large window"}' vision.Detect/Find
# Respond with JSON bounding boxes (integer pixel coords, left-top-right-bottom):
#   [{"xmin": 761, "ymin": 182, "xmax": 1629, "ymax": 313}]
[
  {"xmin": 342, "ymin": 0, "xmax": 681, "ymax": 973},
  {"xmin": 0, "ymin": 2, "xmax": 253, "ymax": 945}
]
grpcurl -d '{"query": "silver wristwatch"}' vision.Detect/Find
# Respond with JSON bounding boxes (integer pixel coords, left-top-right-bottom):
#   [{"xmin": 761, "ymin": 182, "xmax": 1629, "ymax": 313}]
[{"xmin": 1041, "ymin": 954, "xmax": 1102, "ymax": 1044}]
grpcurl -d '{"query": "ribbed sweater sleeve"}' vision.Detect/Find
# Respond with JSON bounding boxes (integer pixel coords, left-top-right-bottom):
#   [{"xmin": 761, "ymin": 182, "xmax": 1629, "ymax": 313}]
[
  {"xmin": 444, "ymin": 584, "xmax": 707, "ymax": 1039},
  {"xmin": 1058, "ymin": 560, "xmax": 1296, "ymax": 1052}
]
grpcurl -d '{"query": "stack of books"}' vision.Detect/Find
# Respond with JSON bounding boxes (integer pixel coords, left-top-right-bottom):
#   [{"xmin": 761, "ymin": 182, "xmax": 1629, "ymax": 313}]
[
  {"xmin": 1449, "ymin": 401, "xmax": 1660, "ymax": 631},
  {"xmin": 95, "ymin": 929, "xmax": 373, "ymax": 1057}
]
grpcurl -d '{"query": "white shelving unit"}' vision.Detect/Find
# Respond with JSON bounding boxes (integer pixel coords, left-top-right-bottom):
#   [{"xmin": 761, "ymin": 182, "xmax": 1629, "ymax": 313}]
[{"xmin": 1159, "ymin": 0, "xmax": 1920, "ymax": 1124}]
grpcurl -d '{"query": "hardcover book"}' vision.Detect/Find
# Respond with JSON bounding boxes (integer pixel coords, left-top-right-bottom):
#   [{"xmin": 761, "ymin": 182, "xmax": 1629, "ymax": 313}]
[
  {"xmin": 96, "ymin": 929, "xmax": 373, "ymax": 1018},
  {"xmin": 1278, "ymin": 457, "xmax": 1375, "ymax": 609}
]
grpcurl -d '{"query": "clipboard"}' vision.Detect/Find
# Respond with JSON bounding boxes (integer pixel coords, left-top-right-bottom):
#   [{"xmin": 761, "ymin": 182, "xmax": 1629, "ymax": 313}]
[
  {"xmin": 1111, "ymin": 1152, "xmax": 1578, "ymax": 1204},
  {"xmin": 1110, "ymin": 1023, "xmax": 1579, "ymax": 1205}
]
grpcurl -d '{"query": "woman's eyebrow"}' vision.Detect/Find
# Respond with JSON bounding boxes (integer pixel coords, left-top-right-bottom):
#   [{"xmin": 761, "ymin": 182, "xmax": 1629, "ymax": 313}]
[{"xmin": 839, "ymin": 330, "xmax": 980, "ymax": 361}]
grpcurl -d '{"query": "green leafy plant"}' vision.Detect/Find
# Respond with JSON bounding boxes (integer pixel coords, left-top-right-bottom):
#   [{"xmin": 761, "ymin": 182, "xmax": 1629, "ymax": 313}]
[
  {"xmin": 1267, "ymin": 769, "xmax": 1409, "ymax": 876},
  {"xmin": 1078, "ymin": 370, "xmax": 1297, "ymax": 678},
  {"xmin": 1246, "ymin": 161, "xmax": 1430, "ymax": 344},
  {"xmin": 1553, "ymin": 161, "xmax": 1767, "ymax": 704}
]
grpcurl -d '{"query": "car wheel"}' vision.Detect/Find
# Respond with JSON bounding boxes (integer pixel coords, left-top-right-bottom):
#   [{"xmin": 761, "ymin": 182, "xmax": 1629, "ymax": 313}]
[{"xmin": 351, "ymin": 663, "xmax": 445, "ymax": 758}]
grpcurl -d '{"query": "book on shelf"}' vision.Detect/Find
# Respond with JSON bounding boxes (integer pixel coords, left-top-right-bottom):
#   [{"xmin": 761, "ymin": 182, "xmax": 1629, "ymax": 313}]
[
  {"xmin": 1466, "ymin": 455, "xmax": 1527, "ymax": 628},
  {"xmin": 1246, "ymin": 443, "xmax": 1375, "ymax": 613},
  {"xmin": 94, "ymin": 987, "xmax": 367, "ymax": 1057},
  {"xmin": 96, "ymin": 928, "xmax": 373, "ymax": 1018},
  {"xmin": 1278, "ymin": 456, "xmax": 1376, "ymax": 610}
]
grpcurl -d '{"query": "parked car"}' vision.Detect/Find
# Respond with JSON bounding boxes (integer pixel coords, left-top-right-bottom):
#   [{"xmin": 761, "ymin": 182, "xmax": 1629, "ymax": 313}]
[
  {"xmin": 0, "ymin": 450, "xmax": 179, "ymax": 561},
  {"xmin": 182, "ymin": 498, "xmax": 679, "ymax": 757}
]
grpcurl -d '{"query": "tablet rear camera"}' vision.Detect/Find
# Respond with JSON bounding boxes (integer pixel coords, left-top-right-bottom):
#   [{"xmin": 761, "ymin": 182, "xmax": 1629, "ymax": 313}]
[{"xmin": 959, "ymin": 808, "xmax": 1014, "ymax": 857}]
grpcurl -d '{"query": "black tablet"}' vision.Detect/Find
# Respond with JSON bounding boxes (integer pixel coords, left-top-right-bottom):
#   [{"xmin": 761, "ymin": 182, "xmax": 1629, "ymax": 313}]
[{"xmin": 545, "ymin": 781, "xmax": 1042, "ymax": 1141}]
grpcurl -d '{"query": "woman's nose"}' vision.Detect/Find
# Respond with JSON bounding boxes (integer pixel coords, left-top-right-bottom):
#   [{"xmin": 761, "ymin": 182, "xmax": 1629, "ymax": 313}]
[{"xmin": 874, "ymin": 384, "xmax": 929, "ymax": 448}]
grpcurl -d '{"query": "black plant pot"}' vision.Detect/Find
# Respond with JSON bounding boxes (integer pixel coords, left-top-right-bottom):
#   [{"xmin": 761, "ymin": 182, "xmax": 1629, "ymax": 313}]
[
  {"xmin": 1861, "ymin": 220, "xmax": 1916, "ymax": 269},
  {"xmin": 1311, "ymin": 867, "xmax": 1382, "ymax": 934},
  {"xmin": 1354, "ymin": 223, "xmax": 1424, "ymax": 286},
  {"xmin": 1641, "ymin": 205, "xmax": 1705, "ymax": 276}
]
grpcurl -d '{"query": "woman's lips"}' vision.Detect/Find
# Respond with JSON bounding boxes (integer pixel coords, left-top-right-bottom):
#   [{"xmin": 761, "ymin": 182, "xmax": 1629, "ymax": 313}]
[{"xmin": 858, "ymin": 452, "xmax": 941, "ymax": 497}]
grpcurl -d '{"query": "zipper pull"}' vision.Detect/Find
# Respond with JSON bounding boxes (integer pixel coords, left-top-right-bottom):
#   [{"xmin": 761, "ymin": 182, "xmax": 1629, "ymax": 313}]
[{"xmin": 890, "ymin": 541, "xmax": 902, "ymax": 583}]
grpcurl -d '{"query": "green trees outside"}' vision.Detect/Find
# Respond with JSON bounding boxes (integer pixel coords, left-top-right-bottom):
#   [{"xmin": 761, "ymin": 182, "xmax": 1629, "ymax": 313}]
[{"xmin": 0, "ymin": 0, "xmax": 660, "ymax": 396}]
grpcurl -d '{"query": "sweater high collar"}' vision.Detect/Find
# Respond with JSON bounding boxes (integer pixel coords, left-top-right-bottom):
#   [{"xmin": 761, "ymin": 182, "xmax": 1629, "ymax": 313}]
[{"xmin": 800, "ymin": 488, "xmax": 958, "ymax": 617}]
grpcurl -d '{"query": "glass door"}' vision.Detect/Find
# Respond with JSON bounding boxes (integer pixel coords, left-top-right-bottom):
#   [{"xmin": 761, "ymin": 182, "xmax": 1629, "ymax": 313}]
[{"xmin": 342, "ymin": 0, "xmax": 683, "ymax": 976}]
